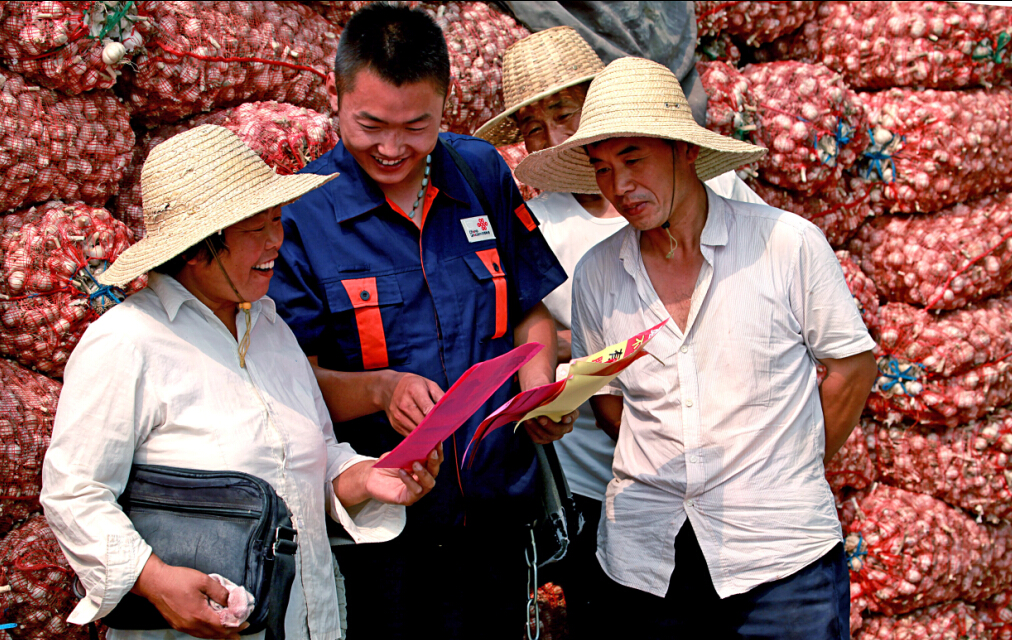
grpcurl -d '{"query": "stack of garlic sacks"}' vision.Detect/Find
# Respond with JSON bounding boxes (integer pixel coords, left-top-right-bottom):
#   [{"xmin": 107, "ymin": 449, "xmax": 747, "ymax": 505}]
[
  {"xmin": 696, "ymin": 1, "xmax": 1012, "ymax": 637},
  {"xmin": 0, "ymin": 1, "xmax": 530, "ymax": 638}
]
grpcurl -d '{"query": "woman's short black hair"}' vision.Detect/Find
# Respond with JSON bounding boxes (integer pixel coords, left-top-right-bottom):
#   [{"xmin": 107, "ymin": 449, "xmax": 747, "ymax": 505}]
[
  {"xmin": 334, "ymin": 3, "xmax": 450, "ymax": 99},
  {"xmin": 151, "ymin": 233, "xmax": 228, "ymax": 278}
]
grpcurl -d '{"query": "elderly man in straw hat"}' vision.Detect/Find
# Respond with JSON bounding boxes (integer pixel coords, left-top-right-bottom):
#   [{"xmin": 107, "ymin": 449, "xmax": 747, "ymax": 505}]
[
  {"xmin": 41, "ymin": 125, "xmax": 442, "ymax": 640},
  {"xmin": 515, "ymin": 58, "xmax": 878, "ymax": 639},
  {"xmin": 476, "ymin": 26, "xmax": 766, "ymax": 634}
]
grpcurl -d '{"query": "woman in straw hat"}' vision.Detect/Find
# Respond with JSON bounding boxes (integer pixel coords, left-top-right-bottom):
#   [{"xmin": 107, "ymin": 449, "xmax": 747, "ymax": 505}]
[
  {"xmin": 41, "ymin": 125, "xmax": 442, "ymax": 640},
  {"xmin": 516, "ymin": 57, "xmax": 876, "ymax": 639},
  {"xmin": 476, "ymin": 27, "xmax": 768, "ymax": 636}
]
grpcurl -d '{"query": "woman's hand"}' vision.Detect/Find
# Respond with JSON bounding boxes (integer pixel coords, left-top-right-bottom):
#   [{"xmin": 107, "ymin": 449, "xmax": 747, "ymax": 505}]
[
  {"xmin": 335, "ymin": 444, "xmax": 443, "ymax": 508},
  {"xmin": 131, "ymin": 554, "xmax": 247, "ymax": 640}
]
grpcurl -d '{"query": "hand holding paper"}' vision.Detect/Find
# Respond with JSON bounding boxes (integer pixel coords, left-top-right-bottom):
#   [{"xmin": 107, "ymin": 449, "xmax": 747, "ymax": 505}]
[
  {"xmin": 464, "ymin": 320, "xmax": 668, "ymax": 465},
  {"xmin": 373, "ymin": 342, "xmax": 543, "ymax": 470}
]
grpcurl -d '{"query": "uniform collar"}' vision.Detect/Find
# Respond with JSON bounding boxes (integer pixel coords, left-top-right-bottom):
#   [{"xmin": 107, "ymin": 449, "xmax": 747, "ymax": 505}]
[
  {"xmin": 325, "ymin": 136, "xmax": 471, "ymax": 224},
  {"xmin": 147, "ymin": 272, "xmax": 277, "ymax": 324}
]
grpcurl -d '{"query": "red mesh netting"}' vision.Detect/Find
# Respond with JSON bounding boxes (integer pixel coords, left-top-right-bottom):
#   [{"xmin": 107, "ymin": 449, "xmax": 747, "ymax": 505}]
[
  {"xmin": 0, "ymin": 202, "xmax": 144, "ymax": 377},
  {"xmin": 532, "ymin": 583, "xmax": 567, "ymax": 640},
  {"xmin": 432, "ymin": 2, "xmax": 530, "ymax": 135},
  {"xmin": 849, "ymin": 193, "xmax": 1012, "ymax": 311},
  {"xmin": 854, "ymin": 600, "xmax": 990, "ymax": 640},
  {"xmin": 123, "ymin": 1, "xmax": 338, "ymax": 124},
  {"xmin": 826, "ymin": 422, "xmax": 877, "ymax": 495},
  {"xmin": 855, "ymin": 87, "xmax": 1012, "ymax": 215},
  {"xmin": 836, "ymin": 249, "xmax": 880, "ymax": 333},
  {"xmin": 874, "ymin": 296, "xmax": 1012, "ymax": 378},
  {"xmin": 759, "ymin": 2, "xmax": 1012, "ymax": 91},
  {"xmin": 496, "ymin": 142, "xmax": 540, "ymax": 202},
  {"xmin": 0, "ymin": 69, "xmax": 133, "ymax": 215},
  {"xmin": 697, "ymin": 60, "xmax": 756, "ymax": 140},
  {"xmin": 845, "ymin": 484, "xmax": 1012, "ymax": 616},
  {"xmin": 694, "ymin": 1, "xmax": 817, "ymax": 46},
  {"xmin": 308, "ymin": 1, "xmax": 391, "ymax": 27},
  {"xmin": 748, "ymin": 177, "xmax": 872, "ymax": 248},
  {"xmin": 112, "ymin": 101, "xmax": 340, "ymax": 238},
  {"xmin": 738, "ymin": 62, "xmax": 868, "ymax": 194},
  {"xmin": 697, "ymin": 33, "xmax": 742, "ymax": 68},
  {"xmin": 981, "ymin": 591, "xmax": 1012, "ymax": 640},
  {"xmin": 0, "ymin": 1, "xmax": 144, "ymax": 95},
  {"xmin": 867, "ymin": 411, "xmax": 1012, "ymax": 525},
  {"xmin": 0, "ymin": 360, "xmax": 59, "ymax": 537},
  {"xmin": 0, "ymin": 514, "xmax": 88, "ymax": 640}
]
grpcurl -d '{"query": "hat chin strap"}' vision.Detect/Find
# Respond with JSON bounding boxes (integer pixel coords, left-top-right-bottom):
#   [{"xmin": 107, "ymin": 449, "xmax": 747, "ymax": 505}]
[
  {"xmin": 204, "ymin": 238, "xmax": 253, "ymax": 368},
  {"xmin": 661, "ymin": 145, "xmax": 678, "ymax": 260}
]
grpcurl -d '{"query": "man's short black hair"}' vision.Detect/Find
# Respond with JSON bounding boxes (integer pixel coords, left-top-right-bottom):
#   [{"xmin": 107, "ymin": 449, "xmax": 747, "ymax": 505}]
[{"xmin": 334, "ymin": 3, "xmax": 450, "ymax": 99}]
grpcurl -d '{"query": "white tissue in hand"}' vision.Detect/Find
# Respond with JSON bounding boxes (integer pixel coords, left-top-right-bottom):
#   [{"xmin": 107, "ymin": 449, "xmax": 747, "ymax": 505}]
[{"xmin": 207, "ymin": 574, "xmax": 256, "ymax": 627}]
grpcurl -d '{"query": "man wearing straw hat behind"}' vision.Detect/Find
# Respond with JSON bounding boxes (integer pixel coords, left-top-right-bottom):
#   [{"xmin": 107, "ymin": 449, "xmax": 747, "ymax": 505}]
[
  {"xmin": 41, "ymin": 125, "xmax": 442, "ymax": 640},
  {"xmin": 516, "ymin": 58, "xmax": 878, "ymax": 639},
  {"xmin": 476, "ymin": 26, "xmax": 766, "ymax": 635}
]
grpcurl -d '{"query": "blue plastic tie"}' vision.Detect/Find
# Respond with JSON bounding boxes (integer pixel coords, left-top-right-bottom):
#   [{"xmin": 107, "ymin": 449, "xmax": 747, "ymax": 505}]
[
  {"xmin": 0, "ymin": 623, "xmax": 17, "ymax": 631},
  {"xmin": 79, "ymin": 266, "xmax": 125, "ymax": 309},
  {"xmin": 845, "ymin": 533, "xmax": 868, "ymax": 571},
  {"xmin": 878, "ymin": 356, "xmax": 923, "ymax": 395}
]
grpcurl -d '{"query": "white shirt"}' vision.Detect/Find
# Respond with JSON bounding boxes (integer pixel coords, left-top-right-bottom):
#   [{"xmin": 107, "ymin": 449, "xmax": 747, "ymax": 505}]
[
  {"xmin": 570, "ymin": 187, "xmax": 875, "ymax": 598},
  {"xmin": 530, "ymin": 173, "xmax": 766, "ymax": 501},
  {"xmin": 41, "ymin": 273, "xmax": 405, "ymax": 640}
]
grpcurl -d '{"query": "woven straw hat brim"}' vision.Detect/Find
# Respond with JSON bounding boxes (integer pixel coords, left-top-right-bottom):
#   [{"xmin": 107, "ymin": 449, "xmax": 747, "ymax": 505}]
[
  {"xmin": 513, "ymin": 56, "xmax": 767, "ymax": 194},
  {"xmin": 515, "ymin": 127, "xmax": 767, "ymax": 194},
  {"xmin": 474, "ymin": 71, "xmax": 598, "ymax": 147},
  {"xmin": 98, "ymin": 171, "xmax": 334, "ymax": 287}
]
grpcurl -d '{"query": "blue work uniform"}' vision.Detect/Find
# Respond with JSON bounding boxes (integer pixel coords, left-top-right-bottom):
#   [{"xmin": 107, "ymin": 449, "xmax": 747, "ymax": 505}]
[{"xmin": 269, "ymin": 133, "xmax": 566, "ymax": 530}]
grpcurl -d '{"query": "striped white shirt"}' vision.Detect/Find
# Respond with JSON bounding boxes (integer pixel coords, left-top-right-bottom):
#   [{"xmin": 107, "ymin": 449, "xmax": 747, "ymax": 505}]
[{"xmin": 570, "ymin": 186, "xmax": 875, "ymax": 598}]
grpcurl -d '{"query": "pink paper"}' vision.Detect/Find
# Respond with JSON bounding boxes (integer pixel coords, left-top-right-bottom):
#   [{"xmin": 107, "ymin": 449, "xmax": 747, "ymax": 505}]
[
  {"xmin": 373, "ymin": 342, "xmax": 543, "ymax": 469},
  {"xmin": 463, "ymin": 380, "xmax": 568, "ymax": 466}
]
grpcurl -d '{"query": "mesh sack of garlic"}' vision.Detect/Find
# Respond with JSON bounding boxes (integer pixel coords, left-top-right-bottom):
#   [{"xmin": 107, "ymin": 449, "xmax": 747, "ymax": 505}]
[
  {"xmin": 846, "ymin": 484, "xmax": 1012, "ymax": 616},
  {"xmin": 0, "ymin": 68, "xmax": 133, "ymax": 215},
  {"xmin": 0, "ymin": 202, "xmax": 144, "ymax": 376},
  {"xmin": 738, "ymin": 61, "xmax": 868, "ymax": 194},
  {"xmin": 0, "ymin": 0, "xmax": 144, "ymax": 95},
  {"xmin": 123, "ymin": 1, "xmax": 338, "ymax": 124},
  {"xmin": 759, "ymin": 1, "xmax": 1012, "ymax": 91},
  {"xmin": 867, "ymin": 409, "xmax": 1012, "ymax": 524},
  {"xmin": 855, "ymin": 87, "xmax": 1012, "ymax": 215}
]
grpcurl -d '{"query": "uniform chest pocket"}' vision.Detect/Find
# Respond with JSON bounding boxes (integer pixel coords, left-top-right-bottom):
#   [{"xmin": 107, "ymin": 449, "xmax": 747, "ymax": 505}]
[
  {"xmin": 461, "ymin": 249, "xmax": 508, "ymax": 341},
  {"xmin": 323, "ymin": 275, "xmax": 406, "ymax": 370}
]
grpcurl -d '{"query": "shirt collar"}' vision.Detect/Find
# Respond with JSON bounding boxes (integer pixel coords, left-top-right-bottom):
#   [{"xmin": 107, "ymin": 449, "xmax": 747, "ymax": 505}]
[
  {"xmin": 147, "ymin": 272, "xmax": 276, "ymax": 324},
  {"xmin": 324, "ymin": 136, "xmax": 471, "ymax": 224}
]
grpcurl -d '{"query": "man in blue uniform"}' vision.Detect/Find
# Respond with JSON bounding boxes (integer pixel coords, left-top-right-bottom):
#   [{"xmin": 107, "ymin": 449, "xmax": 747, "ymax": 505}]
[{"xmin": 268, "ymin": 4, "xmax": 571, "ymax": 638}]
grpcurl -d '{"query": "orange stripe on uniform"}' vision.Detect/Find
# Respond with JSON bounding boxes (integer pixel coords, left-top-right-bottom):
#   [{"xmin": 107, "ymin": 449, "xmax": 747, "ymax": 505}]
[
  {"xmin": 341, "ymin": 277, "xmax": 389, "ymax": 370},
  {"xmin": 514, "ymin": 203, "xmax": 536, "ymax": 232},
  {"xmin": 475, "ymin": 248, "xmax": 507, "ymax": 339}
]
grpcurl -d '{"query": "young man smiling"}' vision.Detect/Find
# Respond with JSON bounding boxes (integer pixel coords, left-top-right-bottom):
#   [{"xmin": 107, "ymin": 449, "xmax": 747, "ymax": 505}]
[
  {"xmin": 268, "ymin": 4, "xmax": 571, "ymax": 638},
  {"xmin": 516, "ymin": 58, "xmax": 878, "ymax": 640}
]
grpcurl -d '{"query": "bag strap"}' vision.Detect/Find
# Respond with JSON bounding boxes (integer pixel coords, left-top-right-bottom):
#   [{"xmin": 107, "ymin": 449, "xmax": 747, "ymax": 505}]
[{"xmin": 444, "ymin": 141, "xmax": 506, "ymax": 242}]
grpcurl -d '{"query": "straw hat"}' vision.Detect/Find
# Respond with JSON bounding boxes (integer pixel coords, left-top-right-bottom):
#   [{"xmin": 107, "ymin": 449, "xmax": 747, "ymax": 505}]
[
  {"xmin": 99, "ymin": 125, "xmax": 336, "ymax": 287},
  {"xmin": 514, "ymin": 57, "xmax": 767, "ymax": 194},
  {"xmin": 474, "ymin": 26, "xmax": 604, "ymax": 147}
]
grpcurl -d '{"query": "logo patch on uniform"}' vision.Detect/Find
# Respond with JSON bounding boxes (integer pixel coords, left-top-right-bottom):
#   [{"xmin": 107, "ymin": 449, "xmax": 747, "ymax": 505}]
[{"xmin": 461, "ymin": 216, "xmax": 496, "ymax": 243}]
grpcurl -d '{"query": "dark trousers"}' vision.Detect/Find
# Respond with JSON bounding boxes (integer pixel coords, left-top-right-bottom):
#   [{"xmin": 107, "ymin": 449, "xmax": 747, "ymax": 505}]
[
  {"xmin": 538, "ymin": 494, "xmax": 609, "ymax": 638},
  {"xmin": 600, "ymin": 521, "xmax": 850, "ymax": 640},
  {"xmin": 333, "ymin": 523, "xmax": 529, "ymax": 640}
]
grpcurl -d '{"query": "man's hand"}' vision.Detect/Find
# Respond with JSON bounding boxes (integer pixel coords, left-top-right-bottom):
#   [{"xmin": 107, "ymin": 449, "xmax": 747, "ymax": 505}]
[
  {"xmin": 335, "ymin": 445, "xmax": 443, "ymax": 508},
  {"xmin": 521, "ymin": 411, "xmax": 578, "ymax": 444},
  {"xmin": 381, "ymin": 372, "xmax": 445, "ymax": 436},
  {"xmin": 132, "ymin": 554, "xmax": 245, "ymax": 640}
]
